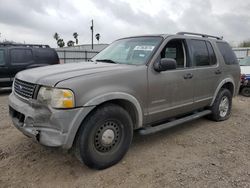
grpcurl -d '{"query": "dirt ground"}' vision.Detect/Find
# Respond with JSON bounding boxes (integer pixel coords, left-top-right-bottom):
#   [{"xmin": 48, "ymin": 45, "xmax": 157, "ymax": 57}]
[{"xmin": 0, "ymin": 89, "xmax": 250, "ymax": 188}]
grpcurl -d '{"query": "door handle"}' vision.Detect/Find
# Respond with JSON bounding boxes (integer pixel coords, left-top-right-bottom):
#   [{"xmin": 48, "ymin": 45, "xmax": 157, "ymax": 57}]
[
  {"xmin": 215, "ymin": 70, "xmax": 222, "ymax": 75},
  {"xmin": 183, "ymin": 73, "xmax": 193, "ymax": 79}
]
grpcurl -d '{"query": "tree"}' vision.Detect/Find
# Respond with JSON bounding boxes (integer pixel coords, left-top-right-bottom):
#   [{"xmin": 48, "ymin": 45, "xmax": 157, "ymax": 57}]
[
  {"xmin": 67, "ymin": 40, "xmax": 75, "ymax": 47},
  {"xmin": 57, "ymin": 38, "xmax": 65, "ymax": 48},
  {"xmin": 53, "ymin": 32, "xmax": 59, "ymax": 41},
  {"xmin": 95, "ymin": 33, "xmax": 100, "ymax": 44},
  {"xmin": 73, "ymin": 32, "xmax": 79, "ymax": 45},
  {"xmin": 239, "ymin": 40, "xmax": 250, "ymax": 47}
]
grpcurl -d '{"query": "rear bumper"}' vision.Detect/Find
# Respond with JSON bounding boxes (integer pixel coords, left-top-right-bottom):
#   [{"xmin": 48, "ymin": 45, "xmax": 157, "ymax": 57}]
[{"xmin": 9, "ymin": 92, "xmax": 94, "ymax": 149}]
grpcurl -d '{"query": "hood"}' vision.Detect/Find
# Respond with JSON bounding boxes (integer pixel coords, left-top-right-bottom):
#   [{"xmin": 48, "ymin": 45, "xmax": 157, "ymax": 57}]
[
  {"xmin": 240, "ymin": 65, "xmax": 250, "ymax": 75},
  {"xmin": 16, "ymin": 62, "xmax": 134, "ymax": 86}
]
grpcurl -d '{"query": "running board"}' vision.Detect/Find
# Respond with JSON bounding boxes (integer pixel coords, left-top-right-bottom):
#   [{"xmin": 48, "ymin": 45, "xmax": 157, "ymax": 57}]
[{"xmin": 138, "ymin": 110, "xmax": 211, "ymax": 135}]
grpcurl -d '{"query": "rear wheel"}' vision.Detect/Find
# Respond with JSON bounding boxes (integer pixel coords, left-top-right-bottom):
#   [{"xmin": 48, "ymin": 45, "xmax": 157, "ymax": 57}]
[
  {"xmin": 241, "ymin": 87, "xmax": 250, "ymax": 97},
  {"xmin": 209, "ymin": 88, "xmax": 232, "ymax": 121},
  {"xmin": 75, "ymin": 104, "xmax": 133, "ymax": 170}
]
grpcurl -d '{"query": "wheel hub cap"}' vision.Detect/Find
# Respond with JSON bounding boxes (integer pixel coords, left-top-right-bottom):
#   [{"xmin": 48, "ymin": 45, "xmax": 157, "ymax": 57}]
[
  {"xmin": 219, "ymin": 96, "xmax": 229, "ymax": 117},
  {"xmin": 101, "ymin": 129, "xmax": 115, "ymax": 145},
  {"xmin": 94, "ymin": 121, "xmax": 121, "ymax": 153}
]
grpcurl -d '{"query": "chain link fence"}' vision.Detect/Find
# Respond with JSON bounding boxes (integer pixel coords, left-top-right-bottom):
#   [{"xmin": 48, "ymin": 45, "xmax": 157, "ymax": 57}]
[
  {"xmin": 55, "ymin": 44, "xmax": 108, "ymax": 63},
  {"xmin": 56, "ymin": 50, "xmax": 100, "ymax": 63}
]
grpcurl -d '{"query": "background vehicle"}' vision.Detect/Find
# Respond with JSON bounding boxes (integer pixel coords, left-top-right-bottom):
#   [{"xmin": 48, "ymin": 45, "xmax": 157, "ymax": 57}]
[
  {"xmin": 239, "ymin": 56, "xmax": 250, "ymax": 96},
  {"xmin": 0, "ymin": 43, "xmax": 59, "ymax": 88},
  {"xmin": 9, "ymin": 32, "xmax": 240, "ymax": 169}
]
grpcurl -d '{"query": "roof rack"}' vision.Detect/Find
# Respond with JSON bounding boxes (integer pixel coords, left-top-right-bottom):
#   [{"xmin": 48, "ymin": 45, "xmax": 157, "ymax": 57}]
[
  {"xmin": 0, "ymin": 43, "xmax": 50, "ymax": 48},
  {"xmin": 176, "ymin": 32, "xmax": 223, "ymax": 40}
]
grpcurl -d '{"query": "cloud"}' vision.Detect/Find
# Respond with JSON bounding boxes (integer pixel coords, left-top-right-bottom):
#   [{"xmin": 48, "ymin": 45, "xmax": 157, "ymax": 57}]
[{"xmin": 0, "ymin": 0, "xmax": 249, "ymax": 47}]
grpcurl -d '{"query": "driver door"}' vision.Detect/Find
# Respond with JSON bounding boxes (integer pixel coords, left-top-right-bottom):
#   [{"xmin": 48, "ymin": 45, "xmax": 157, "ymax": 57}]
[{"xmin": 147, "ymin": 38, "xmax": 196, "ymax": 124}]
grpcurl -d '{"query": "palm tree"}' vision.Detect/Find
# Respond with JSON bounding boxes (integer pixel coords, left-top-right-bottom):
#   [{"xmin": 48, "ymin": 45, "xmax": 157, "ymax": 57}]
[
  {"xmin": 95, "ymin": 33, "xmax": 100, "ymax": 44},
  {"xmin": 53, "ymin": 32, "xmax": 59, "ymax": 41},
  {"xmin": 73, "ymin": 32, "xmax": 79, "ymax": 45},
  {"xmin": 67, "ymin": 40, "xmax": 75, "ymax": 47},
  {"xmin": 57, "ymin": 38, "xmax": 65, "ymax": 48}
]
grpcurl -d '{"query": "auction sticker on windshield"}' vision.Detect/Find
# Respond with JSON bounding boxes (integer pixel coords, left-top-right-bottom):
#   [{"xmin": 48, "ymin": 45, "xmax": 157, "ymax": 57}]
[{"xmin": 134, "ymin": 46, "xmax": 155, "ymax": 51}]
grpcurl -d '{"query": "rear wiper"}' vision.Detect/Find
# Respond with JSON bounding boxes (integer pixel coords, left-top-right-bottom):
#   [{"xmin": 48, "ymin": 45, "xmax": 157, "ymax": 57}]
[{"xmin": 96, "ymin": 59, "xmax": 117, "ymax": 64}]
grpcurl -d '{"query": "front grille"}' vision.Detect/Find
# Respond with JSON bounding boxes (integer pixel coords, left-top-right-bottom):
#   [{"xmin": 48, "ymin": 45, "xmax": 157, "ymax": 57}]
[{"xmin": 14, "ymin": 79, "xmax": 36, "ymax": 99}]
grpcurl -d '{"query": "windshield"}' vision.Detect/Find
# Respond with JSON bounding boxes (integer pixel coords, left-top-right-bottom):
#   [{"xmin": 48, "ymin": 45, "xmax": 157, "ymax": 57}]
[
  {"xmin": 0, "ymin": 50, "xmax": 5, "ymax": 65},
  {"xmin": 240, "ymin": 56, "xmax": 250, "ymax": 66},
  {"xmin": 92, "ymin": 36, "xmax": 163, "ymax": 65}
]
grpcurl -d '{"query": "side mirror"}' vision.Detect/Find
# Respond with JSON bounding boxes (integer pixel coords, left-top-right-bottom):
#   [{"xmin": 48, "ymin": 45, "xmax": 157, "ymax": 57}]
[{"xmin": 154, "ymin": 58, "xmax": 177, "ymax": 72}]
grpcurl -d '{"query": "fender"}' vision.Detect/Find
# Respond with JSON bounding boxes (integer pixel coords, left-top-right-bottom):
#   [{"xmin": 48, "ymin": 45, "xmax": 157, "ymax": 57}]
[
  {"xmin": 84, "ymin": 92, "xmax": 143, "ymax": 128},
  {"xmin": 64, "ymin": 93, "xmax": 144, "ymax": 149},
  {"xmin": 210, "ymin": 78, "xmax": 235, "ymax": 106}
]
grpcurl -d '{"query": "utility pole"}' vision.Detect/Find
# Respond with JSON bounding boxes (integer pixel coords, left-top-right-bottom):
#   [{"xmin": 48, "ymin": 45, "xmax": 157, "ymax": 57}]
[{"xmin": 90, "ymin": 19, "xmax": 94, "ymax": 50}]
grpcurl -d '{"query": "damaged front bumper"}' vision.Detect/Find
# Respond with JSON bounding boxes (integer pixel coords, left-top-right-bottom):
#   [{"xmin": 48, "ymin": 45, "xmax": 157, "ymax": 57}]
[{"xmin": 8, "ymin": 92, "xmax": 94, "ymax": 149}]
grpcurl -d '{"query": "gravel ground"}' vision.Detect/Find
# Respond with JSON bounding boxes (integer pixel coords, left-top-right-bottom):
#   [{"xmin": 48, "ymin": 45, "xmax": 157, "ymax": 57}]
[{"xmin": 0, "ymin": 89, "xmax": 250, "ymax": 188}]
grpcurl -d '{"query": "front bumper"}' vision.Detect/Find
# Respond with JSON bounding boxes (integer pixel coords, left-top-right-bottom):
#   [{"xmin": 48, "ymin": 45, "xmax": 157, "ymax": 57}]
[{"xmin": 9, "ymin": 92, "xmax": 94, "ymax": 149}]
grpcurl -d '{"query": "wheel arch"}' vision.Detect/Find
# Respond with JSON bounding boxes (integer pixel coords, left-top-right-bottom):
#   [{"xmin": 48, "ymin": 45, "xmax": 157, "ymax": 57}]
[
  {"xmin": 83, "ymin": 92, "xmax": 144, "ymax": 129},
  {"xmin": 67, "ymin": 93, "xmax": 143, "ymax": 149},
  {"xmin": 210, "ymin": 78, "xmax": 235, "ymax": 106}
]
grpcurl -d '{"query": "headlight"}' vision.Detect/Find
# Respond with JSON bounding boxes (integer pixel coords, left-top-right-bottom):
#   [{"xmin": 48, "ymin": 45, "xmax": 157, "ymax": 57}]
[{"xmin": 37, "ymin": 87, "xmax": 75, "ymax": 109}]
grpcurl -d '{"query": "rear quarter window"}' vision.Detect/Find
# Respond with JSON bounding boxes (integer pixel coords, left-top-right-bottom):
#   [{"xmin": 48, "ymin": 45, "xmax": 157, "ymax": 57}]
[
  {"xmin": 216, "ymin": 42, "xmax": 238, "ymax": 65},
  {"xmin": 36, "ymin": 49, "xmax": 55, "ymax": 59},
  {"xmin": 34, "ymin": 49, "xmax": 58, "ymax": 63}
]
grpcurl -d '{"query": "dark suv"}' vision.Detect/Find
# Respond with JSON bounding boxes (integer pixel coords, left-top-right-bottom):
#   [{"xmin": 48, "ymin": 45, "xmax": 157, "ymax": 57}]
[{"xmin": 0, "ymin": 43, "xmax": 59, "ymax": 87}]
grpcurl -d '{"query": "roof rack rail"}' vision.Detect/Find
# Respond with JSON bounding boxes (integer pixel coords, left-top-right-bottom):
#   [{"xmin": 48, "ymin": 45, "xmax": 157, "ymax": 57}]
[
  {"xmin": 0, "ymin": 43, "xmax": 50, "ymax": 48},
  {"xmin": 176, "ymin": 32, "xmax": 223, "ymax": 40}
]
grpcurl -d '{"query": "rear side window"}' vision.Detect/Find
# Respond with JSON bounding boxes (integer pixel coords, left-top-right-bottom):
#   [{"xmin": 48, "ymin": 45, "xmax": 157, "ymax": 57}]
[
  {"xmin": 190, "ymin": 40, "xmax": 210, "ymax": 66},
  {"xmin": 11, "ymin": 49, "xmax": 33, "ymax": 64},
  {"xmin": 35, "ymin": 49, "xmax": 56, "ymax": 60},
  {"xmin": 216, "ymin": 42, "xmax": 238, "ymax": 65},
  {"xmin": 206, "ymin": 42, "xmax": 217, "ymax": 65},
  {"xmin": 0, "ymin": 50, "xmax": 4, "ymax": 65}
]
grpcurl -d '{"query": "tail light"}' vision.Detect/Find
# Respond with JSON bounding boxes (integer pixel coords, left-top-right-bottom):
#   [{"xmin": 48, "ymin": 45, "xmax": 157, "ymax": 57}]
[{"xmin": 241, "ymin": 74, "xmax": 246, "ymax": 81}]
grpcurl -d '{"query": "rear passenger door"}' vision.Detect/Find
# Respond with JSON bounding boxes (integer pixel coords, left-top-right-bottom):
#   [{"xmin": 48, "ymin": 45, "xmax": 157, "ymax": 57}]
[
  {"xmin": 187, "ymin": 39, "xmax": 222, "ymax": 107},
  {"xmin": 9, "ymin": 48, "xmax": 34, "ymax": 80}
]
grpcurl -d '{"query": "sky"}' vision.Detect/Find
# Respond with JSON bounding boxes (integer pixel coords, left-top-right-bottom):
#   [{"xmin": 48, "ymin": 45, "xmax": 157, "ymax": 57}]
[{"xmin": 0, "ymin": 0, "xmax": 249, "ymax": 47}]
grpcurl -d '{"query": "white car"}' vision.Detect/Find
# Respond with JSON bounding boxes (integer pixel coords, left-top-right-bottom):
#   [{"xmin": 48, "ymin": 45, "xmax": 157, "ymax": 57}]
[{"xmin": 240, "ymin": 56, "xmax": 250, "ymax": 97}]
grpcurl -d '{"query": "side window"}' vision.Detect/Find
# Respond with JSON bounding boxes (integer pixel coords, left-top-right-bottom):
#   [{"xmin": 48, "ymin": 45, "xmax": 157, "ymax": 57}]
[
  {"xmin": 11, "ymin": 49, "xmax": 33, "ymax": 64},
  {"xmin": 206, "ymin": 42, "xmax": 217, "ymax": 65},
  {"xmin": 190, "ymin": 40, "xmax": 210, "ymax": 66},
  {"xmin": 216, "ymin": 42, "xmax": 238, "ymax": 65},
  {"xmin": 0, "ymin": 50, "xmax": 5, "ymax": 65},
  {"xmin": 161, "ymin": 40, "xmax": 186, "ymax": 68},
  {"xmin": 36, "ymin": 49, "xmax": 55, "ymax": 60}
]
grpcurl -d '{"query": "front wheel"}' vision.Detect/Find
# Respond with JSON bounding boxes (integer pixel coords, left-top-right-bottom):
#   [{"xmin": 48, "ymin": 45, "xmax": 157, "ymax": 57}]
[
  {"xmin": 209, "ymin": 88, "xmax": 232, "ymax": 121},
  {"xmin": 75, "ymin": 104, "xmax": 133, "ymax": 170}
]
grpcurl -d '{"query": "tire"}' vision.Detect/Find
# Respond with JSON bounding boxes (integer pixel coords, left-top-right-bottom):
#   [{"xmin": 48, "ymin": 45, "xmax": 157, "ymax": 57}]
[
  {"xmin": 209, "ymin": 88, "xmax": 232, "ymax": 121},
  {"xmin": 74, "ymin": 103, "xmax": 133, "ymax": 170},
  {"xmin": 241, "ymin": 87, "xmax": 250, "ymax": 97}
]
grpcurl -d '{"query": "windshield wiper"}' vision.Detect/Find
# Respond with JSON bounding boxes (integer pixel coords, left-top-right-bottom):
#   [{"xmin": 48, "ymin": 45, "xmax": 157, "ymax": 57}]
[{"xmin": 95, "ymin": 59, "xmax": 117, "ymax": 64}]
